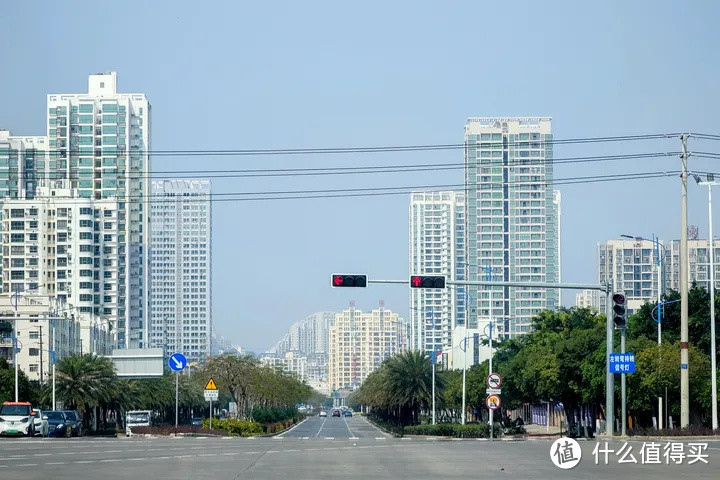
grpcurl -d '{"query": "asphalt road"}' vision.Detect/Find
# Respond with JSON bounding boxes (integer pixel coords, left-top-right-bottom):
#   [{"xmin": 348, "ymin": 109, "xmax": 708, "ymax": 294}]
[
  {"xmin": 0, "ymin": 433, "xmax": 719, "ymax": 479},
  {"xmin": 283, "ymin": 414, "xmax": 389, "ymax": 439}
]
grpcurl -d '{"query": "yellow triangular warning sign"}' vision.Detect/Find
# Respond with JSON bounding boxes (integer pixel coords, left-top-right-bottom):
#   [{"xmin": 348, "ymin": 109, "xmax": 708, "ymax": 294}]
[{"xmin": 204, "ymin": 378, "xmax": 217, "ymax": 390}]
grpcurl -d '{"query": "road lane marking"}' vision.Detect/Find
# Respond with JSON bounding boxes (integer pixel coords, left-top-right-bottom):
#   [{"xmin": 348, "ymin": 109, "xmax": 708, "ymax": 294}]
[
  {"xmin": 324, "ymin": 437, "xmax": 335, "ymax": 440},
  {"xmin": 343, "ymin": 415, "xmax": 356, "ymax": 438},
  {"xmin": 375, "ymin": 437, "xmax": 386, "ymax": 440},
  {"xmin": 282, "ymin": 417, "xmax": 308, "ymax": 436},
  {"xmin": 315, "ymin": 417, "xmax": 328, "ymax": 437},
  {"xmin": 273, "ymin": 436, "xmax": 284, "ymax": 440}
]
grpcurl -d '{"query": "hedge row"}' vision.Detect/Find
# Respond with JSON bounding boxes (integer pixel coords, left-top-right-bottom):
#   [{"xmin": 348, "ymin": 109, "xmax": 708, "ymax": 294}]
[
  {"xmin": 404, "ymin": 423, "xmax": 504, "ymax": 438},
  {"xmin": 201, "ymin": 418, "xmax": 263, "ymax": 436}
]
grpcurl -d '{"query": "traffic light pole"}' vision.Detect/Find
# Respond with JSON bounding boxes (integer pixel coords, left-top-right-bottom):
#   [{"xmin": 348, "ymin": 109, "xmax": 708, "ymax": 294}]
[{"xmin": 621, "ymin": 328, "xmax": 627, "ymax": 436}]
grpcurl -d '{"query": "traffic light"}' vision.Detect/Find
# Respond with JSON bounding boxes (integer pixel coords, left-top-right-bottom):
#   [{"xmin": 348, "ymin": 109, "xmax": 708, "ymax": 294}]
[
  {"xmin": 331, "ymin": 274, "xmax": 367, "ymax": 288},
  {"xmin": 612, "ymin": 292, "xmax": 627, "ymax": 329},
  {"xmin": 410, "ymin": 275, "xmax": 446, "ymax": 289}
]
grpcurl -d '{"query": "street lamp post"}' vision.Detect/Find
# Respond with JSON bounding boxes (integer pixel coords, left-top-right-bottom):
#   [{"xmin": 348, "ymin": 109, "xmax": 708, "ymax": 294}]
[
  {"xmin": 622, "ymin": 233, "xmax": 666, "ymax": 429},
  {"xmin": 694, "ymin": 174, "xmax": 719, "ymax": 431}
]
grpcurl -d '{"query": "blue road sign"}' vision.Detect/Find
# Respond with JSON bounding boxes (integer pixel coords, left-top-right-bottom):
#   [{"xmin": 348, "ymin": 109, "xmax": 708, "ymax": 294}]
[
  {"xmin": 609, "ymin": 353, "xmax": 636, "ymax": 374},
  {"xmin": 50, "ymin": 350, "xmax": 56, "ymax": 365},
  {"xmin": 168, "ymin": 352, "xmax": 187, "ymax": 372}
]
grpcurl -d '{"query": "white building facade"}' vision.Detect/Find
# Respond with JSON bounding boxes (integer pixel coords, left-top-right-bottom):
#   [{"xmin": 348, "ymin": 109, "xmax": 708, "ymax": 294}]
[
  {"xmin": 149, "ymin": 179, "xmax": 211, "ymax": 363},
  {"xmin": 42, "ymin": 72, "xmax": 151, "ymax": 348},
  {"xmin": 409, "ymin": 191, "xmax": 466, "ymax": 356},
  {"xmin": 575, "ymin": 289, "xmax": 600, "ymax": 311},
  {"xmin": 665, "ymin": 239, "xmax": 720, "ymax": 292},
  {"xmin": 1, "ymin": 185, "xmax": 126, "ymax": 332},
  {"xmin": 464, "ymin": 117, "xmax": 560, "ymax": 338},
  {"xmin": 598, "ymin": 238, "xmax": 662, "ymax": 313}
]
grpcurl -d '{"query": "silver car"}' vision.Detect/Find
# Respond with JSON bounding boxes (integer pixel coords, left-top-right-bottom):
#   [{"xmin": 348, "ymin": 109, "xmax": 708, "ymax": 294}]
[{"xmin": 32, "ymin": 409, "xmax": 48, "ymax": 437}]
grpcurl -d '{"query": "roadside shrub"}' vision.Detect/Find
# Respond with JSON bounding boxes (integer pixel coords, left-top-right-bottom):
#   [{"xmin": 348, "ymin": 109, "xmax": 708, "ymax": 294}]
[
  {"xmin": 131, "ymin": 425, "xmax": 224, "ymax": 436},
  {"xmin": 403, "ymin": 423, "xmax": 503, "ymax": 438},
  {"xmin": 202, "ymin": 418, "xmax": 263, "ymax": 436}
]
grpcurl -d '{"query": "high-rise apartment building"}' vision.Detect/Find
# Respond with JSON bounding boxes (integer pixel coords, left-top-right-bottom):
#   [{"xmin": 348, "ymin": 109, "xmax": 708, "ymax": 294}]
[
  {"xmin": 598, "ymin": 238, "xmax": 662, "ymax": 313},
  {"xmin": 464, "ymin": 117, "xmax": 560, "ymax": 338},
  {"xmin": 0, "ymin": 183, "xmax": 130, "ymax": 326},
  {"xmin": 0, "ymin": 73, "xmax": 149, "ymax": 349},
  {"xmin": 328, "ymin": 307, "xmax": 408, "ymax": 391},
  {"xmin": 43, "ymin": 72, "xmax": 150, "ymax": 348},
  {"xmin": 409, "ymin": 191, "xmax": 466, "ymax": 356},
  {"xmin": 149, "ymin": 179, "xmax": 211, "ymax": 363},
  {"xmin": 665, "ymin": 239, "xmax": 720, "ymax": 292},
  {"xmin": 575, "ymin": 290, "xmax": 600, "ymax": 310}
]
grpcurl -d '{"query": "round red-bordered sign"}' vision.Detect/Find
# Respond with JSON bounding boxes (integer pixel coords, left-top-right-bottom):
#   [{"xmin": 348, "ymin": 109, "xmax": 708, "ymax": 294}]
[
  {"xmin": 487, "ymin": 373, "xmax": 502, "ymax": 389},
  {"xmin": 486, "ymin": 394, "xmax": 501, "ymax": 410}
]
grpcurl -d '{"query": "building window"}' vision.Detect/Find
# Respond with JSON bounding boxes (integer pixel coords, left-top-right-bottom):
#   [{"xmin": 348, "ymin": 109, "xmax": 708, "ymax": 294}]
[
  {"xmin": 29, "ymin": 364, "xmax": 39, "ymax": 372},
  {"xmin": 29, "ymin": 331, "xmax": 39, "ymax": 340},
  {"xmin": 29, "ymin": 348, "xmax": 39, "ymax": 357}
]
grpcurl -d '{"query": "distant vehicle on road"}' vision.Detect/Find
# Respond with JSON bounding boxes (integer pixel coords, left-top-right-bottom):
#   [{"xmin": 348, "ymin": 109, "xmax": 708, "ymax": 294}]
[
  {"xmin": 32, "ymin": 409, "xmax": 48, "ymax": 437},
  {"xmin": 191, "ymin": 417, "xmax": 203, "ymax": 426},
  {"xmin": 62, "ymin": 410, "xmax": 83, "ymax": 437},
  {"xmin": 343, "ymin": 410, "xmax": 352, "ymax": 417},
  {"xmin": 0, "ymin": 401, "xmax": 35, "ymax": 437},
  {"xmin": 331, "ymin": 409, "xmax": 341, "ymax": 417},
  {"xmin": 126, "ymin": 410, "xmax": 152, "ymax": 428},
  {"xmin": 43, "ymin": 411, "xmax": 72, "ymax": 438},
  {"xmin": 319, "ymin": 410, "xmax": 327, "ymax": 417}
]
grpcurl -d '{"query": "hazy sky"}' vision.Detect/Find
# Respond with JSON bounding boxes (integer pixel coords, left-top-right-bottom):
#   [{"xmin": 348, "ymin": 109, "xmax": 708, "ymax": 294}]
[{"xmin": 2, "ymin": 1, "xmax": 719, "ymax": 353}]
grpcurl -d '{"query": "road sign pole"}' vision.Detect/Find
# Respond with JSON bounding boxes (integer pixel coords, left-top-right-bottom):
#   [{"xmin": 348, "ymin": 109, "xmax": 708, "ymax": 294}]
[
  {"xmin": 209, "ymin": 400, "xmax": 212, "ymax": 430},
  {"xmin": 432, "ymin": 359, "xmax": 436, "ymax": 425},
  {"xmin": 175, "ymin": 371, "xmax": 179, "ymax": 429}
]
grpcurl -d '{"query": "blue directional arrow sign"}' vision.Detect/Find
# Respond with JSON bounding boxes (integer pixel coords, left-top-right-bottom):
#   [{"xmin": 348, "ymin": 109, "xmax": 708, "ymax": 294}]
[{"xmin": 168, "ymin": 352, "xmax": 187, "ymax": 372}]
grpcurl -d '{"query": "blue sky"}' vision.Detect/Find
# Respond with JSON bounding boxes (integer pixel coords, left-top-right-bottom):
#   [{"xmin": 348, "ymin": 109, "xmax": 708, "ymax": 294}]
[{"xmin": 2, "ymin": 1, "xmax": 719, "ymax": 352}]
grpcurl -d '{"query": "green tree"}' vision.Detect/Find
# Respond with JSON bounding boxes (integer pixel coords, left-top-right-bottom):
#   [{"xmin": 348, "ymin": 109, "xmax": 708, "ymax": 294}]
[{"xmin": 53, "ymin": 354, "xmax": 117, "ymax": 429}]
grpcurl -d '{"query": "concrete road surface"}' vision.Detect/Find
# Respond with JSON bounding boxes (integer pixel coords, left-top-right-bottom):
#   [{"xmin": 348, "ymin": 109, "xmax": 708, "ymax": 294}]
[
  {"xmin": 0, "ymin": 432, "xmax": 718, "ymax": 479},
  {"xmin": 283, "ymin": 414, "xmax": 389, "ymax": 439}
]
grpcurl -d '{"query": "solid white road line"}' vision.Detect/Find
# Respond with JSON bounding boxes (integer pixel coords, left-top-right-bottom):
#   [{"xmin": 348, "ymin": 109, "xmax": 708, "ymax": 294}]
[{"xmin": 315, "ymin": 417, "xmax": 328, "ymax": 438}]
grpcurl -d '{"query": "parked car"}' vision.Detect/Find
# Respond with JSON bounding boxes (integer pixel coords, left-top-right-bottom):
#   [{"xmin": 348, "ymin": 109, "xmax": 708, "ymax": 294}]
[
  {"xmin": 33, "ymin": 409, "xmax": 48, "ymax": 437},
  {"xmin": 43, "ymin": 411, "xmax": 72, "ymax": 438},
  {"xmin": 191, "ymin": 417, "xmax": 203, "ymax": 426},
  {"xmin": 331, "ymin": 409, "xmax": 341, "ymax": 417},
  {"xmin": 319, "ymin": 410, "xmax": 327, "ymax": 417},
  {"xmin": 62, "ymin": 410, "xmax": 83, "ymax": 437},
  {"xmin": 0, "ymin": 401, "xmax": 35, "ymax": 437}
]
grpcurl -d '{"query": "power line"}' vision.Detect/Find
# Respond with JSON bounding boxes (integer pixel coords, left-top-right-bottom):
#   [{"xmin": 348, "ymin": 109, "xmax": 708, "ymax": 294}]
[
  {"xmin": 9, "ymin": 152, "xmax": 680, "ymax": 180},
  {"xmin": 7, "ymin": 170, "xmax": 683, "ymax": 205},
  {"xmin": 1, "ymin": 132, "xmax": 681, "ymax": 159}
]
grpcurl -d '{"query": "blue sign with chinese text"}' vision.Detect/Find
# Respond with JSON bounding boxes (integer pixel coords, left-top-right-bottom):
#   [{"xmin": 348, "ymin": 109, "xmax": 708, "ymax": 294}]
[{"xmin": 609, "ymin": 353, "xmax": 635, "ymax": 373}]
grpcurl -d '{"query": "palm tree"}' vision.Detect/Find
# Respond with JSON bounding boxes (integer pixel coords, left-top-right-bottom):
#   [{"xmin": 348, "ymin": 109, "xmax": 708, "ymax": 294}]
[
  {"xmin": 54, "ymin": 354, "xmax": 117, "ymax": 430},
  {"xmin": 384, "ymin": 350, "xmax": 440, "ymax": 425}
]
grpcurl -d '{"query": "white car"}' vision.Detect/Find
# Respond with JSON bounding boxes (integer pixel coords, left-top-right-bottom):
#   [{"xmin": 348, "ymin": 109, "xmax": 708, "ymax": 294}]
[
  {"xmin": 32, "ymin": 409, "xmax": 48, "ymax": 437},
  {"xmin": 319, "ymin": 410, "xmax": 327, "ymax": 417},
  {"xmin": 0, "ymin": 401, "xmax": 35, "ymax": 437}
]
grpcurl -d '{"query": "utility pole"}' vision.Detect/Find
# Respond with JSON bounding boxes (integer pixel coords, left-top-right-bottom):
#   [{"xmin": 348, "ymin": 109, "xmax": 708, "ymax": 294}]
[
  {"xmin": 12, "ymin": 290, "xmax": 19, "ymax": 402},
  {"xmin": 39, "ymin": 325, "xmax": 44, "ymax": 385},
  {"xmin": 680, "ymin": 134, "xmax": 690, "ymax": 428}
]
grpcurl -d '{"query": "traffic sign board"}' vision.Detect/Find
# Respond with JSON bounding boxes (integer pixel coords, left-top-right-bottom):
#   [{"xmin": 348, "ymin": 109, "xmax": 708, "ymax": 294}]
[
  {"xmin": 608, "ymin": 353, "xmax": 636, "ymax": 374},
  {"xmin": 487, "ymin": 373, "xmax": 502, "ymax": 389},
  {"xmin": 486, "ymin": 388, "xmax": 502, "ymax": 395},
  {"xmin": 204, "ymin": 390, "xmax": 219, "ymax": 401},
  {"xmin": 486, "ymin": 394, "xmax": 501, "ymax": 410},
  {"xmin": 168, "ymin": 352, "xmax": 187, "ymax": 372},
  {"xmin": 204, "ymin": 378, "xmax": 218, "ymax": 390}
]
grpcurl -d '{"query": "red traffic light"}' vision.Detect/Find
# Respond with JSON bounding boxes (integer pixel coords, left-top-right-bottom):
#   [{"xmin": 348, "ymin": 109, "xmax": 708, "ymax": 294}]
[
  {"xmin": 331, "ymin": 274, "xmax": 367, "ymax": 288},
  {"xmin": 410, "ymin": 276, "xmax": 446, "ymax": 289},
  {"xmin": 612, "ymin": 293, "xmax": 626, "ymax": 304}
]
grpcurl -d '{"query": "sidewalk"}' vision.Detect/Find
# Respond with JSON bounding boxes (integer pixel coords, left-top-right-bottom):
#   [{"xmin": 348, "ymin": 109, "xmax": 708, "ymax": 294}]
[{"xmin": 524, "ymin": 423, "xmax": 566, "ymax": 439}]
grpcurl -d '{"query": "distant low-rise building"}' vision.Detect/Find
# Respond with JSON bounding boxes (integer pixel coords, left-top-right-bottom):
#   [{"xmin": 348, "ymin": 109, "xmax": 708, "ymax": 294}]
[{"xmin": 575, "ymin": 290, "xmax": 600, "ymax": 311}]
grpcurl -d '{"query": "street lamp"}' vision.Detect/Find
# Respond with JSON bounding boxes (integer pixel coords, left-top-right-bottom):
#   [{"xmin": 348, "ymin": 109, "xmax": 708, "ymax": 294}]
[
  {"xmin": 621, "ymin": 233, "xmax": 666, "ymax": 429},
  {"xmin": 694, "ymin": 174, "xmax": 719, "ymax": 432}
]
